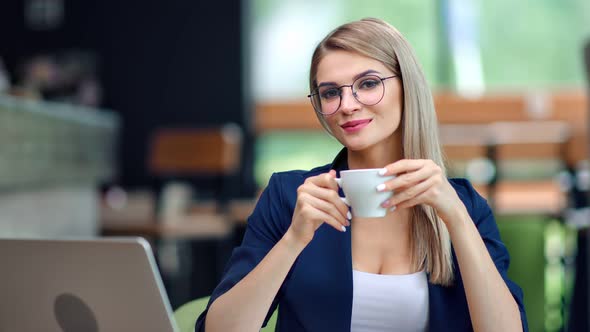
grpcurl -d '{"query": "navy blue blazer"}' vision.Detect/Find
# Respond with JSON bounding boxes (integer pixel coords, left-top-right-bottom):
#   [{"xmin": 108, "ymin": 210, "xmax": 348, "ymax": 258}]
[{"xmin": 196, "ymin": 149, "xmax": 528, "ymax": 331}]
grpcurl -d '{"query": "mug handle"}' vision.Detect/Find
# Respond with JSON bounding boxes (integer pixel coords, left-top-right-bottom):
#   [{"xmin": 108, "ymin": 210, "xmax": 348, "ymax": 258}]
[{"xmin": 333, "ymin": 178, "xmax": 350, "ymax": 206}]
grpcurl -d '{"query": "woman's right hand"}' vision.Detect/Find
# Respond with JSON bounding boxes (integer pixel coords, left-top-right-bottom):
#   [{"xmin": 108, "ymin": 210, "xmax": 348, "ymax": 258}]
[{"xmin": 285, "ymin": 170, "xmax": 351, "ymax": 248}]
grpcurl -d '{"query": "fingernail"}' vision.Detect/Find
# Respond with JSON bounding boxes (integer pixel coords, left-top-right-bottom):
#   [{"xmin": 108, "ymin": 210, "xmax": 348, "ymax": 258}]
[
  {"xmin": 378, "ymin": 168, "xmax": 387, "ymax": 176},
  {"xmin": 376, "ymin": 184, "xmax": 386, "ymax": 192},
  {"xmin": 347, "ymin": 211, "xmax": 352, "ymax": 220},
  {"xmin": 390, "ymin": 206, "xmax": 397, "ymax": 212},
  {"xmin": 381, "ymin": 200, "xmax": 390, "ymax": 208},
  {"xmin": 346, "ymin": 220, "xmax": 351, "ymax": 226},
  {"xmin": 341, "ymin": 226, "xmax": 347, "ymax": 232},
  {"xmin": 341, "ymin": 197, "xmax": 350, "ymax": 206}
]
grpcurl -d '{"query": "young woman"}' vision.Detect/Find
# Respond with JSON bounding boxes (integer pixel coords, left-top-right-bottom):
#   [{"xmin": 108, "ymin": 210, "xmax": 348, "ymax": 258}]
[{"xmin": 197, "ymin": 18, "xmax": 527, "ymax": 332}]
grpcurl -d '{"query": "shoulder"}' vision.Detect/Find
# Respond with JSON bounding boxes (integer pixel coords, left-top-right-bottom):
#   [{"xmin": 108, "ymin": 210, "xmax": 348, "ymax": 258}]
[
  {"xmin": 257, "ymin": 163, "xmax": 332, "ymax": 210},
  {"xmin": 269, "ymin": 163, "xmax": 332, "ymax": 189},
  {"xmin": 250, "ymin": 164, "xmax": 333, "ymax": 232}
]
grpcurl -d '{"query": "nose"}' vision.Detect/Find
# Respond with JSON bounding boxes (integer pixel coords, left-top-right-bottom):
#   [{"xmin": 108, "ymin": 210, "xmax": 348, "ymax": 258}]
[{"xmin": 338, "ymin": 86, "xmax": 361, "ymax": 114}]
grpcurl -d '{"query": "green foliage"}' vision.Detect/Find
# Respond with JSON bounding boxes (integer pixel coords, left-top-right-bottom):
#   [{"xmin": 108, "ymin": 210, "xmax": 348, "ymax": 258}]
[
  {"xmin": 254, "ymin": 131, "xmax": 342, "ymax": 187},
  {"xmin": 480, "ymin": 0, "xmax": 590, "ymax": 88},
  {"xmin": 252, "ymin": 0, "xmax": 590, "ymax": 185}
]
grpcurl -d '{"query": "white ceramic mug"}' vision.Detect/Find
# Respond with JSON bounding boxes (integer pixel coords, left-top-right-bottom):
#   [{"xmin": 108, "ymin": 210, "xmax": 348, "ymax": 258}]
[{"xmin": 335, "ymin": 168, "xmax": 395, "ymax": 218}]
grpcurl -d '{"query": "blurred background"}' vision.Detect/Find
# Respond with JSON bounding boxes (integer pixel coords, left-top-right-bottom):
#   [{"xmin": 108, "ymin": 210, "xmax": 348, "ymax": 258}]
[{"xmin": 0, "ymin": 0, "xmax": 589, "ymax": 331}]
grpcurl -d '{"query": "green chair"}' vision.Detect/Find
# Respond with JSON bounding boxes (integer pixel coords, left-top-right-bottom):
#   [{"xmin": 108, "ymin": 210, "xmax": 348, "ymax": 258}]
[{"xmin": 174, "ymin": 296, "xmax": 278, "ymax": 332}]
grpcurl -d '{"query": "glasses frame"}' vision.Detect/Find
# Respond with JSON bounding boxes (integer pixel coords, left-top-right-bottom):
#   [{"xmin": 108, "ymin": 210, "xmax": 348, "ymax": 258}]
[{"xmin": 307, "ymin": 75, "xmax": 397, "ymax": 116}]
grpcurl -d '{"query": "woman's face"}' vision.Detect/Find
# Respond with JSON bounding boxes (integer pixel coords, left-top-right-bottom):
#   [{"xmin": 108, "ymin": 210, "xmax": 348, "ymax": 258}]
[{"xmin": 315, "ymin": 50, "xmax": 403, "ymax": 152}]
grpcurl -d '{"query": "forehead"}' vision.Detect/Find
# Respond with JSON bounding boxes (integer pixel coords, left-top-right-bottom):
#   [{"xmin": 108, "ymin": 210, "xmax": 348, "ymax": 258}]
[{"xmin": 316, "ymin": 50, "xmax": 389, "ymax": 83}]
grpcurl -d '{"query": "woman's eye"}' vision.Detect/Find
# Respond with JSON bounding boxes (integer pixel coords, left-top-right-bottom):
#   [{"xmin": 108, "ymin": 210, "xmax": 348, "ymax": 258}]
[
  {"xmin": 358, "ymin": 79, "xmax": 380, "ymax": 89},
  {"xmin": 320, "ymin": 88, "xmax": 339, "ymax": 100}
]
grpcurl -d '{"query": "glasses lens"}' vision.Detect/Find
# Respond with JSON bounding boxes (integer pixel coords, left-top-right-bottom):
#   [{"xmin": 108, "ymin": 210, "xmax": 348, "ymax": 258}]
[
  {"xmin": 310, "ymin": 93, "xmax": 323, "ymax": 113},
  {"xmin": 353, "ymin": 75, "xmax": 384, "ymax": 106},
  {"xmin": 315, "ymin": 86, "xmax": 340, "ymax": 115}
]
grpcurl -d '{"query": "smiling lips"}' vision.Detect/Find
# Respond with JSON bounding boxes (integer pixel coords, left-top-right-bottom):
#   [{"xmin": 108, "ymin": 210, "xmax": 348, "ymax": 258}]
[{"xmin": 341, "ymin": 119, "xmax": 372, "ymax": 133}]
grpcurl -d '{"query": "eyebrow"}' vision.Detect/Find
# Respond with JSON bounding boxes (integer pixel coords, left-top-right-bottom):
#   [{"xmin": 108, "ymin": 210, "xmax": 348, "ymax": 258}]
[{"xmin": 317, "ymin": 69, "xmax": 382, "ymax": 88}]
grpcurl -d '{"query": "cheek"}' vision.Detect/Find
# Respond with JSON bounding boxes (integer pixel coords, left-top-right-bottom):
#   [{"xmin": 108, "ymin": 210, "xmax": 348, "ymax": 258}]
[
  {"xmin": 323, "ymin": 117, "xmax": 340, "ymax": 132},
  {"xmin": 377, "ymin": 103, "xmax": 401, "ymax": 123},
  {"xmin": 378, "ymin": 106, "xmax": 402, "ymax": 133}
]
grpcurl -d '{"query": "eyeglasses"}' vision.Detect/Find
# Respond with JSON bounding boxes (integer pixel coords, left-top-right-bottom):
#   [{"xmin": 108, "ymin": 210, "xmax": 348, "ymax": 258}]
[{"xmin": 308, "ymin": 75, "xmax": 397, "ymax": 116}]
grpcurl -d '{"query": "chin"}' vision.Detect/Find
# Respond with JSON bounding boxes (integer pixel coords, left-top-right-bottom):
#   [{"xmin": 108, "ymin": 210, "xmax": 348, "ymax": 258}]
[
  {"xmin": 340, "ymin": 132, "xmax": 397, "ymax": 153},
  {"xmin": 341, "ymin": 139, "xmax": 375, "ymax": 152}
]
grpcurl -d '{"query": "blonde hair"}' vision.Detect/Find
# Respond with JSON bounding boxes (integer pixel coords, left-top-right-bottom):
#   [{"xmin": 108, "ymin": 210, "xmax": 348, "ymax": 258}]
[{"xmin": 309, "ymin": 18, "xmax": 453, "ymax": 285}]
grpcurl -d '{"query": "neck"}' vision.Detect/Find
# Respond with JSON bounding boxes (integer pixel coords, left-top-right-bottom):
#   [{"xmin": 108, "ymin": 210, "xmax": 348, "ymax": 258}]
[
  {"xmin": 347, "ymin": 132, "xmax": 403, "ymax": 169},
  {"xmin": 352, "ymin": 209, "xmax": 413, "ymax": 261}
]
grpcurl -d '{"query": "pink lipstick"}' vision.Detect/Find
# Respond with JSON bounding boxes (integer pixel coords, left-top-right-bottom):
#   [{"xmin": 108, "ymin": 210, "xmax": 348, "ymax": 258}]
[{"xmin": 341, "ymin": 119, "xmax": 372, "ymax": 133}]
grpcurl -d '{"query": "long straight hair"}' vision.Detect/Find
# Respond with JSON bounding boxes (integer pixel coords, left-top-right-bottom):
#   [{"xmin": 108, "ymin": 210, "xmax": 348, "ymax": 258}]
[{"xmin": 309, "ymin": 18, "xmax": 453, "ymax": 285}]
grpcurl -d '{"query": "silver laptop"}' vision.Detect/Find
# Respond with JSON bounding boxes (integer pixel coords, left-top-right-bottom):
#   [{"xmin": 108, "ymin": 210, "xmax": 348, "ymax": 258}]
[{"xmin": 0, "ymin": 237, "xmax": 179, "ymax": 332}]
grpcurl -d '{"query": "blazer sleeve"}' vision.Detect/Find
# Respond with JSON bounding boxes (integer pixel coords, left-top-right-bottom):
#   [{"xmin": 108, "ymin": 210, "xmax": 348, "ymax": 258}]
[
  {"xmin": 195, "ymin": 173, "xmax": 291, "ymax": 331},
  {"xmin": 463, "ymin": 179, "xmax": 529, "ymax": 332}
]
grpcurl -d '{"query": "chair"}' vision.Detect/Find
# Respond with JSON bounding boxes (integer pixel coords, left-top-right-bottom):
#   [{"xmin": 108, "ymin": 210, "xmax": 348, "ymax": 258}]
[
  {"xmin": 144, "ymin": 124, "xmax": 244, "ymax": 307},
  {"xmin": 148, "ymin": 123, "xmax": 243, "ymax": 207},
  {"xmin": 436, "ymin": 93, "xmax": 571, "ymax": 214},
  {"xmin": 488, "ymin": 120, "xmax": 570, "ymax": 216},
  {"xmin": 439, "ymin": 120, "xmax": 570, "ymax": 214},
  {"xmin": 174, "ymin": 296, "xmax": 278, "ymax": 332},
  {"xmin": 439, "ymin": 123, "xmax": 494, "ymax": 198}
]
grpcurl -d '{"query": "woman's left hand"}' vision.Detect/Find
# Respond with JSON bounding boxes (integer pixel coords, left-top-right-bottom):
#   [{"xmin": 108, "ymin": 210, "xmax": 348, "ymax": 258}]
[{"xmin": 378, "ymin": 159, "xmax": 465, "ymax": 225}]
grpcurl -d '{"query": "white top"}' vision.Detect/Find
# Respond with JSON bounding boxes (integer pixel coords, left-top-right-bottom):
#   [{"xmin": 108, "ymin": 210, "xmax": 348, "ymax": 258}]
[{"xmin": 351, "ymin": 269, "xmax": 429, "ymax": 332}]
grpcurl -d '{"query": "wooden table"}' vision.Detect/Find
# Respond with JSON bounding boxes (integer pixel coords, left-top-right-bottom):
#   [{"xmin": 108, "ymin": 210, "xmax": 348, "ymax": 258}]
[{"xmin": 101, "ymin": 213, "xmax": 233, "ymax": 239}]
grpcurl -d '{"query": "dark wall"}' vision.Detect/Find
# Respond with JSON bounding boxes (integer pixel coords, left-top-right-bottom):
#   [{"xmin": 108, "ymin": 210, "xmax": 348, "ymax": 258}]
[{"xmin": 0, "ymin": 1, "xmax": 255, "ymax": 195}]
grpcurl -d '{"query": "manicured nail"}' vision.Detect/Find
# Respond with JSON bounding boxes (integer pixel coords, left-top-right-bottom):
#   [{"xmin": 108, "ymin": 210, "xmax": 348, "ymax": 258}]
[
  {"xmin": 341, "ymin": 197, "xmax": 350, "ymax": 205},
  {"xmin": 376, "ymin": 184, "xmax": 386, "ymax": 192},
  {"xmin": 378, "ymin": 168, "xmax": 388, "ymax": 176},
  {"xmin": 345, "ymin": 219, "xmax": 351, "ymax": 226},
  {"xmin": 341, "ymin": 226, "xmax": 347, "ymax": 232},
  {"xmin": 381, "ymin": 200, "xmax": 390, "ymax": 208},
  {"xmin": 347, "ymin": 211, "xmax": 352, "ymax": 220},
  {"xmin": 390, "ymin": 206, "xmax": 397, "ymax": 212}
]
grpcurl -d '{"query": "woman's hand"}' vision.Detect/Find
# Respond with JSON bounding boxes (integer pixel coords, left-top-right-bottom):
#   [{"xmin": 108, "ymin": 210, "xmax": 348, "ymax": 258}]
[
  {"xmin": 378, "ymin": 159, "xmax": 465, "ymax": 225},
  {"xmin": 286, "ymin": 170, "xmax": 351, "ymax": 248}
]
